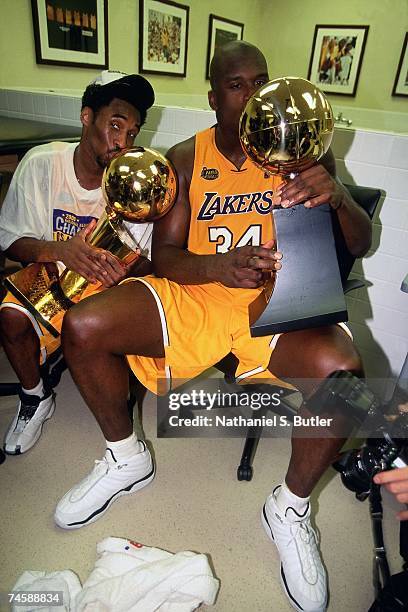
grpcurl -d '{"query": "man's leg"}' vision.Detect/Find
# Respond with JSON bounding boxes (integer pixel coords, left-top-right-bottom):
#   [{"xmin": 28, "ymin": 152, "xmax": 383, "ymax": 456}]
[
  {"xmin": 62, "ymin": 282, "xmax": 164, "ymax": 440},
  {"xmin": 262, "ymin": 325, "xmax": 362, "ymax": 612},
  {"xmin": 55, "ymin": 282, "xmax": 164, "ymax": 529},
  {"xmin": 0, "ymin": 306, "xmax": 56, "ymax": 454}
]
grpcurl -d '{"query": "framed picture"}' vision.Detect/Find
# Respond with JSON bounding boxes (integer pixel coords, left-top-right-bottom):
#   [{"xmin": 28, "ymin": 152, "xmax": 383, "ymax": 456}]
[
  {"xmin": 206, "ymin": 15, "xmax": 244, "ymax": 80},
  {"xmin": 31, "ymin": 0, "xmax": 108, "ymax": 69},
  {"xmin": 307, "ymin": 25, "xmax": 369, "ymax": 96},
  {"xmin": 392, "ymin": 33, "xmax": 408, "ymax": 97},
  {"xmin": 139, "ymin": 0, "xmax": 189, "ymax": 77}
]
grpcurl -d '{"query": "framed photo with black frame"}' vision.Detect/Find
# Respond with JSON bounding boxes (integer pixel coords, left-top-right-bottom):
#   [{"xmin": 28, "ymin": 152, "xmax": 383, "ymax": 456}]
[
  {"xmin": 392, "ymin": 32, "xmax": 408, "ymax": 97},
  {"xmin": 139, "ymin": 0, "xmax": 189, "ymax": 77},
  {"xmin": 31, "ymin": 0, "xmax": 108, "ymax": 69},
  {"xmin": 206, "ymin": 14, "xmax": 244, "ymax": 80},
  {"xmin": 307, "ymin": 24, "xmax": 369, "ymax": 96}
]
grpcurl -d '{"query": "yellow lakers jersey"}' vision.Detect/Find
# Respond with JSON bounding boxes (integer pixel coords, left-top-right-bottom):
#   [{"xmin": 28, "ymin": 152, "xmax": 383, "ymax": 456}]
[{"xmin": 188, "ymin": 126, "xmax": 284, "ymax": 255}]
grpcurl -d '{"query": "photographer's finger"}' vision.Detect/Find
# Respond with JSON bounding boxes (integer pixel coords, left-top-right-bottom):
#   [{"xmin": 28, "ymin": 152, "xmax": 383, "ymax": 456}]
[
  {"xmin": 374, "ymin": 467, "xmax": 408, "ymax": 485},
  {"xmin": 397, "ymin": 509, "xmax": 408, "ymax": 521}
]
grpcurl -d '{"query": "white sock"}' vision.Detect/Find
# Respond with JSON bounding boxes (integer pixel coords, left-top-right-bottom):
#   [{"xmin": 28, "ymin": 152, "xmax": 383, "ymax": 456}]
[
  {"xmin": 105, "ymin": 432, "xmax": 141, "ymax": 461},
  {"xmin": 275, "ymin": 481, "xmax": 309, "ymax": 515},
  {"xmin": 22, "ymin": 379, "xmax": 44, "ymax": 397}
]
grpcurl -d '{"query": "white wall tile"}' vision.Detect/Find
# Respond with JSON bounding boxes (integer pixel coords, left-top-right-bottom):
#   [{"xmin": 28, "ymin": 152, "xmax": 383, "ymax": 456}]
[
  {"xmin": 173, "ymin": 108, "xmax": 197, "ymax": 137},
  {"xmin": 45, "ymin": 95, "xmax": 61, "ymax": 119},
  {"xmin": 195, "ymin": 110, "xmax": 216, "ymax": 132},
  {"xmin": 150, "ymin": 132, "xmax": 182, "ymax": 154},
  {"xmin": 19, "ymin": 93, "xmax": 34, "ymax": 116},
  {"xmin": 0, "ymin": 89, "xmax": 8, "ymax": 112},
  {"xmin": 374, "ymin": 196, "xmax": 408, "ymax": 228},
  {"xmin": 343, "ymin": 160, "xmax": 386, "ymax": 190},
  {"xmin": 361, "ymin": 252, "xmax": 407, "ymax": 284},
  {"xmin": 352, "ymin": 298, "xmax": 408, "ymax": 336},
  {"xmin": 33, "ymin": 94, "xmax": 47, "ymax": 117},
  {"xmin": 332, "ymin": 128, "xmax": 364, "ymax": 161},
  {"xmin": 389, "ymin": 135, "xmax": 408, "ymax": 170},
  {"xmin": 365, "ymin": 279, "xmax": 408, "ymax": 312},
  {"xmin": 59, "ymin": 97, "xmax": 75, "ymax": 122},
  {"xmin": 7, "ymin": 91, "xmax": 20, "ymax": 114},
  {"xmin": 358, "ymin": 131, "xmax": 394, "ymax": 166},
  {"xmin": 371, "ymin": 225, "xmax": 405, "ymax": 257},
  {"xmin": 144, "ymin": 106, "xmax": 161, "ymax": 131},
  {"xmin": 156, "ymin": 107, "xmax": 175, "ymax": 134},
  {"xmin": 72, "ymin": 97, "xmax": 81, "ymax": 120},
  {"xmin": 383, "ymin": 167, "xmax": 408, "ymax": 200}
]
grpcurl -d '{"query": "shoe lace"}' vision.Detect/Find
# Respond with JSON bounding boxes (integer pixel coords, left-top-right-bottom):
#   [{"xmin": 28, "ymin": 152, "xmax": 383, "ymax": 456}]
[
  {"xmin": 19, "ymin": 403, "xmax": 37, "ymax": 420},
  {"xmin": 77, "ymin": 455, "xmax": 129, "ymax": 491},
  {"xmin": 288, "ymin": 520, "xmax": 320, "ymax": 584}
]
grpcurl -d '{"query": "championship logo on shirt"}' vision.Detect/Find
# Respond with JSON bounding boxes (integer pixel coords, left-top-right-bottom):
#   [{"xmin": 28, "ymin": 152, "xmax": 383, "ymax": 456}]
[
  {"xmin": 53, "ymin": 209, "xmax": 97, "ymax": 241},
  {"xmin": 200, "ymin": 167, "xmax": 219, "ymax": 180}
]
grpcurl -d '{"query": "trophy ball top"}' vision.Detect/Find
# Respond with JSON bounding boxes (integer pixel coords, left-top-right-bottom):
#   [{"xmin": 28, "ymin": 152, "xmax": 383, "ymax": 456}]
[
  {"xmin": 240, "ymin": 76, "xmax": 334, "ymax": 177},
  {"xmin": 102, "ymin": 147, "xmax": 178, "ymax": 222}
]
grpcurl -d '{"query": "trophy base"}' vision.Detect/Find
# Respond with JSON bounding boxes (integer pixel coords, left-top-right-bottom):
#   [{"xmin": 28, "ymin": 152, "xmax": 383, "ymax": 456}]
[
  {"xmin": 250, "ymin": 204, "xmax": 348, "ymax": 337},
  {"xmin": 4, "ymin": 263, "xmax": 73, "ymax": 338}
]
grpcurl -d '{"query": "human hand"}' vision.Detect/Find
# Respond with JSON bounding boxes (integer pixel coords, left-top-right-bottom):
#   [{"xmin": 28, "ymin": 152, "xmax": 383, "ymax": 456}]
[
  {"xmin": 374, "ymin": 466, "xmax": 408, "ymax": 520},
  {"xmin": 57, "ymin": 220, "xmax": 127, "ymax": 287},
  {"xmin": 277, "ymin": 163, "xmax": 344, "ymax": 211},
  {"xmin": 215, "ymin": 239, "xmax": 282, "ymax": 288}
]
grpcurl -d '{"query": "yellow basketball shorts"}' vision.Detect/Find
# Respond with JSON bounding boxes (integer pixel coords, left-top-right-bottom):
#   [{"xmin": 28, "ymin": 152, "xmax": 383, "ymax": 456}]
[
  {"xmin": 122, "ymin": 276, "xmax": 287, "ymax": 395},
  {"xmin": 0, "ymin": 283, "xmax": 103, "ymax": 365}
]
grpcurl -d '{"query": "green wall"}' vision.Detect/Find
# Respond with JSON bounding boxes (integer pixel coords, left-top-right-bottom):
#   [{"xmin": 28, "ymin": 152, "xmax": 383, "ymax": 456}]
[
  {"xmin": 262, "ymin": 0, "xmax": 408, "ymax": 113},
  {"xmin": 0, "ymin": 0, "xmax": 407, "ymax": 113}
]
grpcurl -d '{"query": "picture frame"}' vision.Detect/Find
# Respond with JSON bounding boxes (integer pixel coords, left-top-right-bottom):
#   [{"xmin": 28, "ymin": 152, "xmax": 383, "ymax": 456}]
[
  {"xmin": 206, "ymin": 14, "xmax": 244, "ymax": 80},
  {"xmin": 392, "ymin": 32, "xmax": 408, "ymax": 97},
  {"xmin": 31, "ymin": 0, "xmax": 108, "ymax": 69},
  {"xmin": 307, "ymin": 25, "xmax": 369, "ymax": 96},
  {"xmin": 139, "ymin": 0, "xmax": 189, "ymax": 77}
]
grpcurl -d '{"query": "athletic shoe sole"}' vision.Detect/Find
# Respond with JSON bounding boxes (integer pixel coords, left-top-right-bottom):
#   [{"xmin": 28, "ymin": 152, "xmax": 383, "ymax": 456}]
[
  {"xmin": 54, "ymin": 464, "xmax": 155, "ymax": 530},
  {"xmin": 4, "ymin": 398, "xmax": 56, "ymax": 455},
  {"xmin": 261, "ymin": 505, "xmax": 326, "ymax": 612}
]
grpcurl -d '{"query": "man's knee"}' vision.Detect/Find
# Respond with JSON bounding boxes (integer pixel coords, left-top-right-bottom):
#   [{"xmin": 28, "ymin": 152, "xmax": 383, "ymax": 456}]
[
  {"xmin": 0, "ymin": 306, "xmax": 34, "ymax": 340},
  {"xmin": 62, "ymin": 302, "xmax": 102, "ymax": 352},
  {"xmin": 316, "ymin": 341, "xmax": 363, "ymax": 379}
]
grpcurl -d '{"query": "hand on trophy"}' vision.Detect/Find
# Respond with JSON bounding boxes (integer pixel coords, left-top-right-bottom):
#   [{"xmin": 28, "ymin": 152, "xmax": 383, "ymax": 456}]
[
  {"xmin": 275, "ymin": 164, "xmax": 344, "ymax": 211},
  {"xmin": 215, "ymin": 239, "xmax": 282, "ymax": 289},
  {"xmin": 55, "ymin": 219, "xmax": 129, "ymax": 287}
]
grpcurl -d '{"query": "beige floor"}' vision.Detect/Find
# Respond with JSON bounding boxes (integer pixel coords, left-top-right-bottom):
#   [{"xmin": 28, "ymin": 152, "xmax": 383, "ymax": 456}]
[{"xmin": 0, "ymin": 346, "xmax": 404, "ymax": 612}]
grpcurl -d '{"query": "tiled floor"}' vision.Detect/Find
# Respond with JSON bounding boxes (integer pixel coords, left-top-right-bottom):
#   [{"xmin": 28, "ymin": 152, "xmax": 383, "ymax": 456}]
[{"xmin": 0, "ymin": 347, "xmax": 404, "ymax": 612}]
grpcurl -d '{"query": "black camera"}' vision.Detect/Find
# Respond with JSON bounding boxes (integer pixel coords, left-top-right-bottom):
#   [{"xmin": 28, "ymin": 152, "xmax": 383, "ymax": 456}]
[
  {"xmin": 306, "ymin": 370, "xmax": 408, "ymax": 499},
  {"xmin": 333, "ymin": 412, "xmax": 408, "ymax": 500}
]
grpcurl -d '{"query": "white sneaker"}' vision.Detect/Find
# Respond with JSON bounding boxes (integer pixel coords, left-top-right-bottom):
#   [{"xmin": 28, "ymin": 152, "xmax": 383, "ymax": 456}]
[
  {"xmin": 261, "ymin": 487, "xmax": 327, "ymax": 612},
  {"xmin": 4, "ymin": 390, "xmax": 56, "ymax": 455},
  {"xmin": 54, "ymin": 441, "xmax": 155, "ymax": 529}
]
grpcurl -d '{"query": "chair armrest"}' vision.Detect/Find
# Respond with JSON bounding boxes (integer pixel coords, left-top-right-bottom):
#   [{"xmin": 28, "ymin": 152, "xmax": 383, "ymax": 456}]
[{"xmin": 343, "ymin": 278, "xmax": 365, "ymax": 294}]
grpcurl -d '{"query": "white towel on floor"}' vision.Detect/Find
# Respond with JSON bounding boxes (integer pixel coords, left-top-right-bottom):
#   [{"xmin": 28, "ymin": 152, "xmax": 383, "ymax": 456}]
[
  {"xmin": 11, "ymin": 569, "xmax": 81, "ymax": 611},
  {"xmin": 11, "ymin": 538, "xmax": 219, "ymax": 612},
  {"xmin": 76, "ymin": 537, "xmax": 219, "ymax": 611}
]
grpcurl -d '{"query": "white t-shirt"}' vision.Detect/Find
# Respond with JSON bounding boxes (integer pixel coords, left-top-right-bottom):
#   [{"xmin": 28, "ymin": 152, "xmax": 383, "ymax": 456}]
[{"xmin": 0, "ymin": 141, "xmax": 152, "ymax": 257}]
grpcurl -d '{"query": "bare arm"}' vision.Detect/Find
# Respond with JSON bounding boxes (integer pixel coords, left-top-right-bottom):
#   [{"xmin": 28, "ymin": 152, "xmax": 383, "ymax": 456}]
[
  {"xmin": 152, "ymin": 137, "xmax": 282, "ymax": 288},
  {"xmin": 277, "ymin": 148, "xmax": 372, "ymax": 257}
]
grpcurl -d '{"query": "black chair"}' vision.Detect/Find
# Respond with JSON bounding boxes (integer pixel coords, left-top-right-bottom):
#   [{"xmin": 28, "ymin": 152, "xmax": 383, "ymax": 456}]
[{"xmin": 231, "ymin": 183, "xmax": 382, "ymax": 480}]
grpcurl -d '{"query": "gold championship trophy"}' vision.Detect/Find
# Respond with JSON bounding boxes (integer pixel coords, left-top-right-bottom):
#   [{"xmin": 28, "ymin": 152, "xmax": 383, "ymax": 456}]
[
  {"xmin": 239, "ymin": 77, "xmax": 348, "ymax": 335},
  {"xmin": 5, "ymin": 147, "xmax": 177, "ymax": 337}
]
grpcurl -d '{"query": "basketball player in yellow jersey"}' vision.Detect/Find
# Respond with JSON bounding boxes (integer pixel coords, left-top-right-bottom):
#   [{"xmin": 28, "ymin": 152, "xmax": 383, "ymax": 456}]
[{"xmin": 58, "ymin": 42, "xmax": 371, "ymax": 611}]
